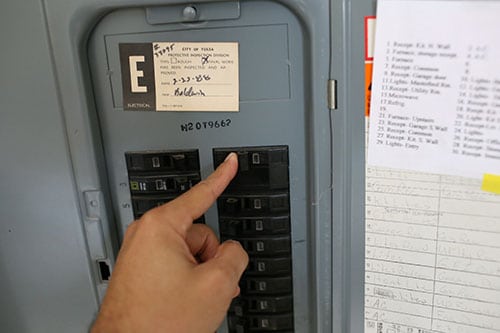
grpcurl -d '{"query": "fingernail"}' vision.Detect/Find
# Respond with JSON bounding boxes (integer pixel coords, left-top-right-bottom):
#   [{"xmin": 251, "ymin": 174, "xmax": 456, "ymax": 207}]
[
  {"xmin": 219, "ymin": 239, "xmax": 242, "ymax": 250},
  {"xmin": 224, "ymin": 152, "xmax": 236, "ymax": 162}
]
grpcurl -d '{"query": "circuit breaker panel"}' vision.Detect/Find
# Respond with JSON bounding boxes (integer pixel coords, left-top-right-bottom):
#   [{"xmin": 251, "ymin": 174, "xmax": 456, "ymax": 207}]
[
  {"xmin": 87, "ymin": 2, "xmax": 311, "ymax": 331},
  {"xmin": 80, "ymin": 0, "xmax": 365, "ymax": 331},
  {"xmin": 214, "ymin": 147, "xmax": 294, "ymax": 332}
]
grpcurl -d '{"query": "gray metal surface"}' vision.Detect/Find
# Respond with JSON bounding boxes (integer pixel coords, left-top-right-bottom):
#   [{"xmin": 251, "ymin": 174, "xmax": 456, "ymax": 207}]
[
  {"xmin": 329, "ymin": 0, "xmax": 375, "ymax": 332},
  {"xmin": 0, "ymin": 0, "xmax": 367, "ymax": 332},
  {"xmin": 88, "ymin": 3, "xmax": 314, "ymax": 331},
  {"xmin": 0, "ymin": 1, "xmax": 98, "ymax": 332}
]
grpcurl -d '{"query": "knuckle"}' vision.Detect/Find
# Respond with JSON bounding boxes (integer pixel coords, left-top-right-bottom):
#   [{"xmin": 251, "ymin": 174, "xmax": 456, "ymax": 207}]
[
  {"xmin": 138, "ymin": 210, "xmax": 160, "ymax": 228},
  {"xmin": 197, "ymin": 223, "xmax": 217, "ymax": 238},
  {"xmin": 225, "ymin": 241, "xmax": 249, "ymax": 261},
  {"xmin": 139, "ymin": 211, "xmax": 154, "ymax": 223},
  {"xmin": 205, "ymin": 265, "xmax": 235, "ymax": 289}
]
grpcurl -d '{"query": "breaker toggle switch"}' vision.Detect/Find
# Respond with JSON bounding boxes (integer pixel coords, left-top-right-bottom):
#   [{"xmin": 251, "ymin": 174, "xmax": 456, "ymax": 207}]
[
  {"xmin": 131, "ymin": 195, "xmax": 175, "ymax": 218},
  {"xmin": 125, "ymin": 150, "xmax": 199, "ymax": 172},
  {"xmin": 218, "ymin": 193, "xmax": 289, "ymax": 215},
  {"xmin": 237, "ymin": 151, "xmax": 250, "ymax": 171},
  {"xmin": 130, "ymin": 195, "xmax": 204, "ymax": 222},
  {"xmin": 242, "ymin": 276, "xmax": 293, "ymax": 295},
  {"xmin": 246, "ymin": 256, "xmax": 292, "ymax": 276},
  {"xmin": 230, "ymin": 295, "xmax": 293, "ymax": 314},
  {"xmin": 219, "ymin": 216, "xmax": 290, "ymax": 236},
  {"xmin": 228, "ymin": 313, "xmax": 294, "ymax": 331},
  {"xmin": 221, "ymin": 236, "xmax": 291, "ymax": 255},
  {"xmin": 230, "ymin": 298, "xmax": 247, "ymax": 316},
  {"xmin": 213, "ymin": 146, "xmax": 289, "ymax": 190}
]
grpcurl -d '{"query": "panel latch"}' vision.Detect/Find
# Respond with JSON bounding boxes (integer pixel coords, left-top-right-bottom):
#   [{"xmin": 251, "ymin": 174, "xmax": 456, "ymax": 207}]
[{"xmin": 328, "ymin": 79, "xmax": 337, "ymax": 110}]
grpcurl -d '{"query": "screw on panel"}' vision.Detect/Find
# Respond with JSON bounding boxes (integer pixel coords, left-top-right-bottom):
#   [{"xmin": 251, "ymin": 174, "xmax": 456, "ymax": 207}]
[{"xmin": 182, "ymin": 6, "xmax": 198, "ymax": 21}]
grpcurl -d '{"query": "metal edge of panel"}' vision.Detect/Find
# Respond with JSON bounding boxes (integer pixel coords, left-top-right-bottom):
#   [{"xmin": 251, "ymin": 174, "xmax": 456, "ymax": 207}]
[
  {"xmin": 273, "ymin": 0, "xmax": 333, "ymax": 331},
  {"xmin": 330, "ymin": 0, "xmax": 376, "ymax": 332}
]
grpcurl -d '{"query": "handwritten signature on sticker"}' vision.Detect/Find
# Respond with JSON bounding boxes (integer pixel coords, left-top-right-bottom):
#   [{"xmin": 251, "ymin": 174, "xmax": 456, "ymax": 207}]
[{"xmin": 174, "ymin": 87, "xmax": 206, "ymax": 97}]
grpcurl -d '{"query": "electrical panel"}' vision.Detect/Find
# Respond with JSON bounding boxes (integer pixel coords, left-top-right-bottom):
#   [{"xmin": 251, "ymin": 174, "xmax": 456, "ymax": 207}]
[
  {"xmin": 85, "ymin": 4, "xmax": 317, "ymax": 331},
  {"xmin": 214, "ymin": 146, "xmax": 294, "ymax": 332},
  {"xmin": 1, "ymin": 0, "xmax": 368, "ymax": 332}
]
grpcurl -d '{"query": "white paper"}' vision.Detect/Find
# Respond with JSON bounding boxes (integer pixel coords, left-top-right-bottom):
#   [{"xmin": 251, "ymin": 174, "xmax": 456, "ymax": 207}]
[
  {"xmin": 153, "ymin": 42, "xmax": 239, "ymax": 111},
  {"xmin": 365, "ymin": 162, "xmax": 500, "ymax": 333},
  {"xmin": 368, "ymin": 0, "xmax": 500, "ymax": 179}
]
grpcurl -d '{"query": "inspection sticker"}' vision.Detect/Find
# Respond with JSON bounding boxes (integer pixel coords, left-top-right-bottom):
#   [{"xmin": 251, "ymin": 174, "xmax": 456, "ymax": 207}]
[{"xmin": 119, "ymin": 42, "xmax": 239, "ymax": 112}]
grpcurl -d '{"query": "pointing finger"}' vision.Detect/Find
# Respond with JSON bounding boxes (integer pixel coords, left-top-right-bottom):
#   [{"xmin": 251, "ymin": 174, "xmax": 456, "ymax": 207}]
[{"xmin": 157, "ymin": 152, "xmax": 238, "ymax": 233}]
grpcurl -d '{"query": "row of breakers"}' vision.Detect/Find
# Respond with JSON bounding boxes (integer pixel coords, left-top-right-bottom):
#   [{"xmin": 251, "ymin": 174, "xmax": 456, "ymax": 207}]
[{"xmin": 126, "ymin": 146, "xmax": 294, "ymax": 332}]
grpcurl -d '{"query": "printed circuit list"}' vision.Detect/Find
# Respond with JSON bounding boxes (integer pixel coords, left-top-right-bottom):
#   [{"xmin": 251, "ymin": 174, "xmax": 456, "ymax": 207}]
[
  {"xmin": 368, "ymin": 0, "xmax": 500, "ymax": 179},
  {"xmin": 376, "ymin": 41, "xmax": 453, "ymax": 151}
]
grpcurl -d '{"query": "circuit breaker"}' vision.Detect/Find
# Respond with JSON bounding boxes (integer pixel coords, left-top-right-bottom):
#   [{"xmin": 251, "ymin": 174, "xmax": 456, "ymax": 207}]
[
  {"xmin": 1, "ymin": 0, "xmax": 367, "ymax": 332},
  {"xmin": 214, "ymin": 146, "xmax": 294, "ymax": 332},
  {"xmin": 125, "ymin": 150, "xmax": 204, "ymax": 222}
]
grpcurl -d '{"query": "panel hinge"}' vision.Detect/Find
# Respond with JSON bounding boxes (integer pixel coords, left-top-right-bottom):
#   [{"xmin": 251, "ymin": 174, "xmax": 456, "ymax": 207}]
[{"xmin": 327, "ymin": 79, "xmax": 337, "ymax": 110}]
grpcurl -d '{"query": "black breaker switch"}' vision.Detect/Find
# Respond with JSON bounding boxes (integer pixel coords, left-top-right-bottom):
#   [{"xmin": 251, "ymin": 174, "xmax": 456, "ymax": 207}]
[
  {"xmin": 126, "ymin": 150, "xmax": 199, "ymax": 172},
  {"xmin": 213, "ymin": 146, "xmax": 289, "ymax": 191},
  {"xmin": 130, "ymin": 195, "xmax": 204, "ymax": 223},
  {"xmin": 230, "ymin": 295, "xmax": 294, "ymax": 314},
  {"xmin": 214, "ymin": 145, "xmax": 294, "ymax": 332},
  {"xmin": 219, "ymin": 216, "xmax": 290, "ymax": 236},
  {"xmin": 221, "ymin": 236, "xmax": 291, "ymax": 256},
  {"xmin": 125, "ymin": 149, "xmax": 202, "ymax": 220},
  {"xmin": 131, "ymin": 195, "xmax": 176, "ymax": 217},
  {"xmin": 218, "ymin": 193, "xmax": 289, "ymax": 215},
  {"xmin": 228, "ymin": 313, "xmax": 294, "ymax": 332},
  {"xmin": 246, "ymin": 256, "xmax": 292, "ymax": 276}
]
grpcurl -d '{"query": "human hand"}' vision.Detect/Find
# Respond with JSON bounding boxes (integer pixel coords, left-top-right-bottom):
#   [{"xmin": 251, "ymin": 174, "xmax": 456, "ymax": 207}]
[{"xmin": 91, "ymin": 153, "xmax": 248, "ymax": 333}]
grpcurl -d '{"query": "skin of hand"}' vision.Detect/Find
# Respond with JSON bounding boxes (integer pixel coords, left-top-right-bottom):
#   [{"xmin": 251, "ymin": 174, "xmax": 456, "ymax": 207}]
[{"xmin": 91, "ymin": 153, "xmax": 248, "ymax": 333}]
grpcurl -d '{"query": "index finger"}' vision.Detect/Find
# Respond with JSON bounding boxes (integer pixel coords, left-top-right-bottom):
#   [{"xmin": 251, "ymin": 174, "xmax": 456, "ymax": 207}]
[{"xmin": 156, "ymin": 152, "xmax": 238, "ymax": 233}]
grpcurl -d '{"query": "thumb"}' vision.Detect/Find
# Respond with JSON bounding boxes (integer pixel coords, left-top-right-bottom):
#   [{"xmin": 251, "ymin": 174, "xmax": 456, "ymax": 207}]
[{"xmin": 196, "ymin": 240, "xmax": 249, "ymax": 299}]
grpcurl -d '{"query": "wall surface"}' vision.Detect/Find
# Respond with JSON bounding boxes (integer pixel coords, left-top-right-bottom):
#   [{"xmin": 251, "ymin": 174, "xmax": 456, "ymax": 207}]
[{"xmin": 0, "ymin": 1, "xmax": 98, "ymax": 332}]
